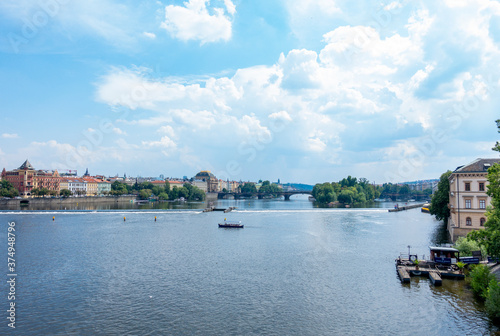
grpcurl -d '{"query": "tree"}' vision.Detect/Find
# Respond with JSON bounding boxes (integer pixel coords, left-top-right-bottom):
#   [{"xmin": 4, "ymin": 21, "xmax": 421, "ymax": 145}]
[
  {"xmin": 0, "ymin": 180, "xmax": 19, "ymax": 198},
  {"xmin": 164, "ymin": 180, "xmax": 170, "ymax": 193},
  {"xmin": 241, "ymin": 183, "xmax": 257, "ymax": 193},
  {"xmin": 430, "ymin": 170, "xmax": 452, "ymax": 224},
  {"xmin": 338, "ymin": 189, "xmax": 355, "ymax": 204},
  {"xmin": 60, "ymin": 189, "xmax": 72, "ymax": 197},
  {"xmin": 454, "ymin": 236, "xmax": 486, "ymax": 257},
  {"xmin": 111, "ymin": 181, "xmax": 128, "ymax": 195},
  {"xmin": 480, "ymin": 162, "xmax": 500, "ymax": 259},
  {"xmin": 139, "ymin": 189, "xmax": 152, "ymax": 200},
  {"xmin": 158, "ymin": 192, "xmax": 169, "ymax": 200}
]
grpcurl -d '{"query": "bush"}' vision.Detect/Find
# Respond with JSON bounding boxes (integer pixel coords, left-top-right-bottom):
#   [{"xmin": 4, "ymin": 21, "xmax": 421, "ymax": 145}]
[
  {"xmin": 470, "ymin": 265, "xmax": 496, "ymax": 300},
  {"xmin": 455, "ymin": 236, "xmax": 487, "ymax": 258},
  {"xmin": 486, "ymin": 279, "xmax": 500, "ymax": 321}
]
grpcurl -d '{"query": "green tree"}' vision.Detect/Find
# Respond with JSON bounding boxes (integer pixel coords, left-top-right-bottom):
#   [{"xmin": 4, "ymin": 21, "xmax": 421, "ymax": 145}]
[
  {"xmin": 338, "ymin": 189, "xmax": 355, "ymax": 204},
  {"xmin": 0, "ymin": 180, "xmax": 19, "ymax": 198},
  {"xmin": 430, "ymin": 170, "xmax": 452, "ymax": 224},
  {"xmin": 312, "ymin": 183, "xmax": 337, "ymax": 203},
  {"xmin": 241, "ymin": 183, "xmax": 258, "ymax": 193},
  {"xmin": 60, "ymin": 189, "xmax": 72, "ymax": 197},
  {"xmin": 476, "ymin": 162, "xmax": 500, "ymax": 259},
  {"xmin": 111, "ymin": 181, "xmax": 128, "ymax": 195},
  {"xmin": 454, "ymin": 236, "xmax": 486, "ymax": 257},
  {"xmin": 164, "ymin": 180, "xmax": 170, "ymax": 193},
  {"xmin": 158, "ymin": 192, "xmax": 169, "ymax": 200},
  {"xmin": 139, "ymin": 189, "xmax": 152, "ymax": 200}
]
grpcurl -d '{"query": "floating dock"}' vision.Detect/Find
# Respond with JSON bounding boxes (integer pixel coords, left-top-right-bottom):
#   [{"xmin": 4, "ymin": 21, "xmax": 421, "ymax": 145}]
[
  {"xmin": 388, "ymin": 203, "xmax": 426, "ymax": 212},
  {"xmin": 396, "ymin": 264, "xmax": 463, "ymax": 286}
]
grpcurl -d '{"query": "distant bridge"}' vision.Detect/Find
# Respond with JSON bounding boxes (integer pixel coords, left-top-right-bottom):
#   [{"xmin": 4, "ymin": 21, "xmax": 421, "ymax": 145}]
[{"xmin": 218, "ymin": 190, "xmax": 312, "ymax": 201}]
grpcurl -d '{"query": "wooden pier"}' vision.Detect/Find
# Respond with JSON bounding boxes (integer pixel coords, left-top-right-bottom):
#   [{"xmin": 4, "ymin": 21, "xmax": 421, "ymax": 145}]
[
  {"xmin": 388, "ymin": 203, "xmax": 425, "ymax": 212},
  {"xmin": 396, "ymin": 264, "xmax": 462, "ymax": 286}
]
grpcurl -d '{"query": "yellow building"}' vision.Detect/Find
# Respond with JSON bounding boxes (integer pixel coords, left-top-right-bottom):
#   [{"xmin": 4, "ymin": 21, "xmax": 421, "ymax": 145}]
[
  {"xmin": 83, "ymin": 178, "xmax": 99, "ymax": 196},
  {"xmin": 448, "ymin": 158, "xmax": 500, "ymax": 242}
]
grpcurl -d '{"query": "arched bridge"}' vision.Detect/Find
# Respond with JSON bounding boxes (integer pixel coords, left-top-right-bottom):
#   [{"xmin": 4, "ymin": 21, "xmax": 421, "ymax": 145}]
[{"xmin": 218, "ymin": 190, "xmax": 312, "ymax": 201}]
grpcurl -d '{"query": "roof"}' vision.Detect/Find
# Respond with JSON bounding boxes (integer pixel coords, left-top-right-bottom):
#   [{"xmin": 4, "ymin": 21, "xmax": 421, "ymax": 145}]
[
  {"xmin": 19, "ymin": 159, "xmax": 34, "ymax": 170},
  {"xmin": 429, "ymin": 246, "xmax": 459, "ymax": 253},
  {"xmin": 454, "ymin": 158, "xmax": 500, "ymax": 173}
]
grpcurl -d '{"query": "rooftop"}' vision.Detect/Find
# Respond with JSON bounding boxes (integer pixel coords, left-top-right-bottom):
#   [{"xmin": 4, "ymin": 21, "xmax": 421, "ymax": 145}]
[{"xmin": 454, "ymin": 158, "xmax": 500, "ymax": 173}]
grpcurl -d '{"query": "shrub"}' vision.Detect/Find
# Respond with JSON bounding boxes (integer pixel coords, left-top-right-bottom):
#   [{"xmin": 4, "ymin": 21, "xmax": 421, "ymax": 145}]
[
  {"xmin": 486, "ymin": 279, "xmax": 500, "ymax": 322},
  {"xmin": 470, "ymin": 265, "xmax": 496, "ymax": 300}
]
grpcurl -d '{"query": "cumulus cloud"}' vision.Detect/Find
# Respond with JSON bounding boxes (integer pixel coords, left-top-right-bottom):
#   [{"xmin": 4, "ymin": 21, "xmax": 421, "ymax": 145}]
[
  {"xmin": 161, "ymin": 0, "xmax": 235, "ymax": 44},
  {"xmin": 142, "ymin": 136, "xmax": 177, "ymax": 149}
]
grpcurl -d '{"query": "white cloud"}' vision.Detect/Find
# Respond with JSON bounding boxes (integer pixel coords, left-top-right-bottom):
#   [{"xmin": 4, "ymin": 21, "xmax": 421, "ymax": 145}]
[
  {"xmin": 161, "ymin": 0, "xmax": 234, "ymax": 44},
  {"xmin": 142, "ymin": 136, "xmax": 177, "ymax": 149},
  {"xmin": 142, "ymin": 32, "xmax": 156, "ymax": 39},
  {"xmin": 112, "ymin": 127, "xmax": 126, "ymax": 135},
  {"xmin": 2, "ymin": 133, "xmax": 18, "ymax": 139}
]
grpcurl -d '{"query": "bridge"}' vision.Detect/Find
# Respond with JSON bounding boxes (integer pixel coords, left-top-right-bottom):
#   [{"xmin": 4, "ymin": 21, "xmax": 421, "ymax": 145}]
[{"xmin": 218, "ymin": 190, "xmax": 312, "ymax": 201}]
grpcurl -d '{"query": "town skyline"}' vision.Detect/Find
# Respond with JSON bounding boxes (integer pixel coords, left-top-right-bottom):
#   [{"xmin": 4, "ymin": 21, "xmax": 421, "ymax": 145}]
[{"xmin": 2, "ymin": 1, "xmax": 500, "ymax": 184}]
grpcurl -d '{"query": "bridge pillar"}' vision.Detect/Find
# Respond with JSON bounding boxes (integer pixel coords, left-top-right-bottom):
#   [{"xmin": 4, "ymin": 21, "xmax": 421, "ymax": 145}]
[
  {"xmin": 284, "ymin": 194, "xmax": 291, "ymax": 201},
  {"xmin": 258, "ymin": 194, "xmax": 263, "ymax": 200}
]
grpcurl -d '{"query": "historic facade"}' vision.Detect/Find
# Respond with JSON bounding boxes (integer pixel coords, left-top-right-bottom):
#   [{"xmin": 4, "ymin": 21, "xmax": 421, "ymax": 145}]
[
  {"xmin": 1, "ymin": 160, "xmax": 61, "ymax": 197},
  {"xmin": 193, "ymin": 171, "xmax": 218, "ymax": 192},
  {"xmin": 448, "ymin": 158, "xmax": 500, "ymax": 242}
]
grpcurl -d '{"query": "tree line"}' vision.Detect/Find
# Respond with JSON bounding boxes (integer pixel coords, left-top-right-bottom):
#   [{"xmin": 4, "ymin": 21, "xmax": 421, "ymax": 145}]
[
  {"xmin": 110, "ymin": 180, "xmax": 205, "ymax": 201},
  {"xmin": 312, "ymin": 176, "xmax": 380, "ymax": 204}
]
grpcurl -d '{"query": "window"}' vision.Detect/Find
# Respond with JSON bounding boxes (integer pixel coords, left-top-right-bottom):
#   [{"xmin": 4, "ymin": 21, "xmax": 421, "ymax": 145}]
[
  {"xmin": 480, "ymin": 200, "xmax": 486, "ymax": 209},
  {"xmin": 465, "ymin": 199, "xmax": 471, "ymax": 209},
  {"xmin": 466, "ymin": 217, "xmax": 472, "ymax": 226},
  {"xmin": 479, "ymin": 182, "xmax": 485, "ymax": 191},
  {"xmin": 465, "ymin": 182, "xmax": 471, "ymax": 191},
  {"xmin": 480, "ymin": 218, "xmax": 486, "ymax": 226}
]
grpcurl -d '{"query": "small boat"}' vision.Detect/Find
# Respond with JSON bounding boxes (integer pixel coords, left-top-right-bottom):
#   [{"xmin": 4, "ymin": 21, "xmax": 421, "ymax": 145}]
[
  {"xmin": 218, "ymin": 220, "xmax": 243, "ymax": 228},
  {"xmin": 421, "ymin": 203, "xmax": 430, "ymax": 213}
]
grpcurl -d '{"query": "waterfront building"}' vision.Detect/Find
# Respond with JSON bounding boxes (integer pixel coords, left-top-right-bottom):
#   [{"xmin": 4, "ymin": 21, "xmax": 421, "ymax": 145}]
[
  {"xmin": 83, "ymin": 178, "xmax": 99, "ymax": 196},
  {"xmin": 193, "ymin": 171, "xmax": 218, "ymax": 192},
  {"xmin": 448, "ymin": 158, "xmax": 500, "ymax": 242},
  {"xmin": 97, "ymin": 180, "xmax": 111, "ymax": 194},
  {"xmin": 1, "ymin": 160, "xmax": 60, "ymax": 197},
  {"xmin": 60, "ymin": 177, "xmax": 87, "ymax": 196}
]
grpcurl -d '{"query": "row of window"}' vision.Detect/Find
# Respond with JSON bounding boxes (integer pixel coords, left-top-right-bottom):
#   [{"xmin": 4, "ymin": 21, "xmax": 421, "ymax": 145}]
[
  {"xmin": 464, "ymin": 199, "xmax": 486, "ymax": 209},
  {"xmin": 465, "ymin": 217, "xmax": 486, "ymax": 226},
  {"xmin": 464, "ymin": 182, "xmax": 485, "ymax": 191}
]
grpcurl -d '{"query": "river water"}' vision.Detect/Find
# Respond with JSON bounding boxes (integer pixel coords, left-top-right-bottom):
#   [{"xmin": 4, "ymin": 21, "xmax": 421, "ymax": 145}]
[{"xmin": 0, "ymin": 197, "xmax": 498, "ymax": 335}]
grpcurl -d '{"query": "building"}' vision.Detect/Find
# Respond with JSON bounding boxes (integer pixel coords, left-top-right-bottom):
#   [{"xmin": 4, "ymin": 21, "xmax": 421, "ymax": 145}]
[
  {"xmin": 83, "ymin": 178, "xmax": 99, "ymax": 196},
  {"xmin": 448, "ymin": 158, "xmax": 500, "ymax": 242},
  {"xmin": 193, "ymin": 171, "xmax": 218, "ymax": 192},
  {"xmin": 1, "ymin": 160, "xmax": 60, "ymax": 197},
  {"xmin": 60, "ymin": 177, "xmax": 87, "ymax": 196},
  {"xmin": 192, "ymin": 179, "xmax": 208, "ymax": 192},
  {"xmin": 97, "ymin": 180, "xmax": 111, "ymax": 194}
]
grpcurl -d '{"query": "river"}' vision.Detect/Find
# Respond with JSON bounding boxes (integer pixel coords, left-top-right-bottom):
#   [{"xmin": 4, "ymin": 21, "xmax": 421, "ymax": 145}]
[{"xmin": 0, "ymin": 196, "xmax": 498, "ymax": 335}]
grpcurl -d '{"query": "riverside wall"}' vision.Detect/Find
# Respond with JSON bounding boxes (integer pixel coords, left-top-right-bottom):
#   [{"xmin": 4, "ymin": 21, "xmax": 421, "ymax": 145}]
[{"xmin": 0, "ymin": 195, "xmax": 137, "ymax": 207}]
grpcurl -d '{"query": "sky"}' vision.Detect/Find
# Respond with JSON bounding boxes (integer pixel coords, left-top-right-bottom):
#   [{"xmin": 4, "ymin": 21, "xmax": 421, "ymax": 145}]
[{"xmin": 1, "ymin": 0, "xmax": 500, "ymax": 185}]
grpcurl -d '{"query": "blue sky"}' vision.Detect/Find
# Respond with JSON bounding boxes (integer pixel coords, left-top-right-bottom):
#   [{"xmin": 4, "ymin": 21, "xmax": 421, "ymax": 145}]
[{"xmin": 1, "ymin": 0, "xmax": 500, "ymax": 184}]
